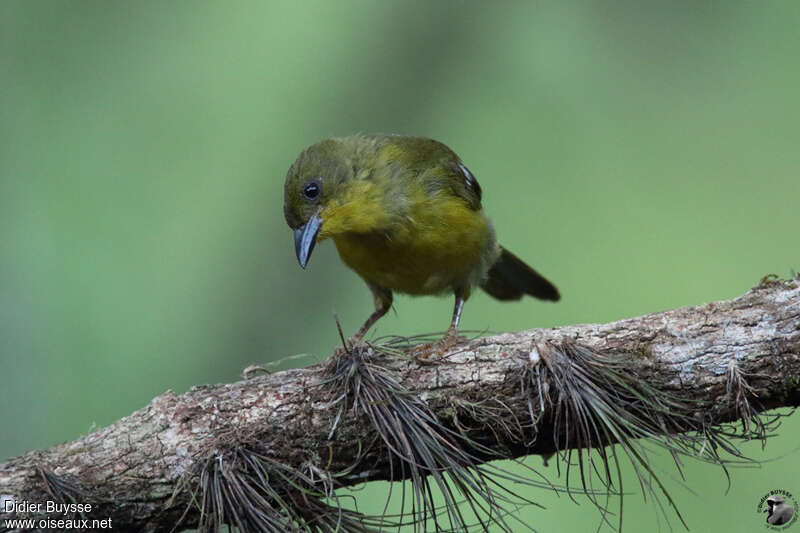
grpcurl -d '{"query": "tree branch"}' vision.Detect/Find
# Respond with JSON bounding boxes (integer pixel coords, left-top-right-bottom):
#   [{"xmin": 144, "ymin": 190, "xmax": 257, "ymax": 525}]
[{"xmin": 1, "ymin": 279, "xmax": 799, "ymax": 532}]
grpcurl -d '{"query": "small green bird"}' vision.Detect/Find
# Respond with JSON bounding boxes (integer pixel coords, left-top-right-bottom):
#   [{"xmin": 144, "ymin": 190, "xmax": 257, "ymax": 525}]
[{"xmin": 284, "ymin": 134, "xmax": 559, "ymax": 348}]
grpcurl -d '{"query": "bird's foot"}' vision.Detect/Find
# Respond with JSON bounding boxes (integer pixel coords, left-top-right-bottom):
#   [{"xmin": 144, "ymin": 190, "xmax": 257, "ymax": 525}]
[{"xmin": 411, "ymin": 330, "xmax": 466, "ymax": 361}]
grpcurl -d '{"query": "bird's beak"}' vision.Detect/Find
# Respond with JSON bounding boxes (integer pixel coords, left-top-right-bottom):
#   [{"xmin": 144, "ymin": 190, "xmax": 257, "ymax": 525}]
[{"xmin": 294, "ymin": 213, "xmax": 322, "ymax": 269}]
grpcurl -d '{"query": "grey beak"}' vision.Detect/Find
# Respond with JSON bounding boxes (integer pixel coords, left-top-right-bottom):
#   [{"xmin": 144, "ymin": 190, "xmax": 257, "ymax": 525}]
[{"xmin": 294, "ymin": 213, "xmax": 322, "ymax": 269}]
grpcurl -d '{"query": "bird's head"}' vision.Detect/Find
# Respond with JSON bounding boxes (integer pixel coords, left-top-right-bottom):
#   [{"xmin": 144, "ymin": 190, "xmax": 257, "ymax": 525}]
[
  {"xmin": 767, "ymin": 496, "xmax": 785, "ymax": 508},
  {"xmin": 285, "ymin": 137, "xmax": 397, "ymax": 268},
  {"xmin": 284, "ymin": 139, "xmax": 355, "ymax": 268}
]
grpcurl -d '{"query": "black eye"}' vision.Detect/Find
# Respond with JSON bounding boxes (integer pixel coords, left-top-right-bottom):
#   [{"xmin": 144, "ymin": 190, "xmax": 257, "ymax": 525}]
[{"xmin": 302, "ymin": 180, "xmax": 321, "ymax": 201}]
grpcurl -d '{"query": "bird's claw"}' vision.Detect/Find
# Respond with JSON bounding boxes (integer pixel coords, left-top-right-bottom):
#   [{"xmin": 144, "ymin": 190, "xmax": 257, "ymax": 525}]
[{"xmin": 411, "ymin": 331, "xmax": 465, "ymax": 362}]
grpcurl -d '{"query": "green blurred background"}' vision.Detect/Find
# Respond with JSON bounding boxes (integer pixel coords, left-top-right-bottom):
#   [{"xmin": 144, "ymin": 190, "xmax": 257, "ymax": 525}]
[{"xmin": 2, "ymin": 1, "xmax": 799, "ymax": 531}]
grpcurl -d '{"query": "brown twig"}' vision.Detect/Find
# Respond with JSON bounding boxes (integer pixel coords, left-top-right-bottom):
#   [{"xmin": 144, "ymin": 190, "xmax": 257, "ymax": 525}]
[{"xmin": 0, "ymin": 279, "xmax": 798, "ymax": 532}]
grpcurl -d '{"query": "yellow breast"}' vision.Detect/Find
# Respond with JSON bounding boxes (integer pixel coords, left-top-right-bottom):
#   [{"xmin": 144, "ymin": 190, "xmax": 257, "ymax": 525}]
[{"xmin": 331, "ymin": 193, "xmax": 497, "ymax": 295}]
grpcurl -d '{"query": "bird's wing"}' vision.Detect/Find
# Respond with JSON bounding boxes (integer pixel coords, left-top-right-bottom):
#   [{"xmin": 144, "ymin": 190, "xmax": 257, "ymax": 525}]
[
  {"xmin": 370, "ymin": 135, "xmax": 483, "ymax": 211},
  {"xmin": 450, "ymin": 159, "xmax": 483, "ymax": 209}
]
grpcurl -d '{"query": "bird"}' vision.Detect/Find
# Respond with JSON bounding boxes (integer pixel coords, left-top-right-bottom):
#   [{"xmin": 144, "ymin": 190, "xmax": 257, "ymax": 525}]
[
  {"xmin": 283, "ymin": 134, "xmax": 560, "ymax": 350},
  {"xmin": 765, "ymin": 495, "xmax": 794, "ymax": 525}
]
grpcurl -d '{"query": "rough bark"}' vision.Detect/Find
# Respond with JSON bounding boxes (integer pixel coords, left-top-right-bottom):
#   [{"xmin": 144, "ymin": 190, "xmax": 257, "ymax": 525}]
[{"xmin": 1, "ymin": 279, "xmax": 799, "ymax": 532}]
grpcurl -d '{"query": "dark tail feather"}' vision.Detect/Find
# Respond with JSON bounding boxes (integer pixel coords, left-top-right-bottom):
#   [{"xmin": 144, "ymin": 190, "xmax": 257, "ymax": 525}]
[{"xmin": 481, "ymin": 247, "xmax": 560, "ymax": 302}]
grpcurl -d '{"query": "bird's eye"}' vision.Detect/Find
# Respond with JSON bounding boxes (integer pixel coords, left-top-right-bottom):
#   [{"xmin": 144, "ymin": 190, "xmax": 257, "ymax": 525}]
[{"xmin": 303, "ymin": 181, "xmax": 321, "ymax": 201}]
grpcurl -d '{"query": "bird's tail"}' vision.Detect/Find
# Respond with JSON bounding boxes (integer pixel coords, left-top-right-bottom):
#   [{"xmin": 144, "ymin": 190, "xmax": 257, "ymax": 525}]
[{"xmin": 481, "ymin": 246, "xmax": 560, "ymax": 301}]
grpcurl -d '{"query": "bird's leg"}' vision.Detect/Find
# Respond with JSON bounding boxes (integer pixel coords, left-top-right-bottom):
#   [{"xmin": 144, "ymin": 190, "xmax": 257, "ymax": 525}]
[
  {"xmin": 414, "ymin": 289, "xmax": 469, "ymax": 360},
  {"xmin": 346, "ymin": 284, "xmax": 392, "ymax": 348},
  {"xmin": 443, "ymin": 293, "xmax": 466, "ymax": 343}
]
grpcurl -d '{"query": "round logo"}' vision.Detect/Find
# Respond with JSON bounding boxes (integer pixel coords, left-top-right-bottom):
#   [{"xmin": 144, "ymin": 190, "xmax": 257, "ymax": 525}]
[{"xmin": 758, "ymin": 490, "xmax": 797, "ymax": 529}]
